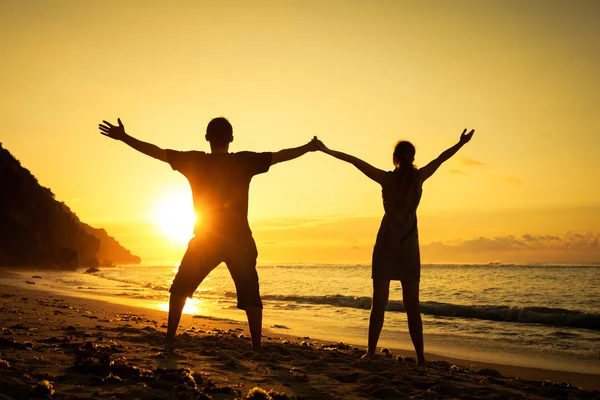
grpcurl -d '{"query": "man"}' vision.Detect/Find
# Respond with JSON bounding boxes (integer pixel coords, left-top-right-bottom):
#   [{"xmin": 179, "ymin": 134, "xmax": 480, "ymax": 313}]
[{"xmin": 99, "ymin": 117, "xmax": 317, "ymax": 351}]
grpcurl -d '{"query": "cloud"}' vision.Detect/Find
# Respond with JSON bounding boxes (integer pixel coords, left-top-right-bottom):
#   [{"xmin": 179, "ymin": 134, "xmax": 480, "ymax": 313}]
[
  {"xmin": 428, "ymin": 232, "xmax": 600, "ymax": 252},
  {"xmin": 522, "ymin": 234, "xmax": 561, "ymax": 242},
  {"xmin": 460, "ymin": 157, "xmax": 488, "ymax": 167},
  {"xmin": 496, "ymin": 175, "xmax": 524, "ymax": 186},
  {"xmin": 448, "ymin": 169, "xmax": 468, "ymax": 176},
  {"xmin": 456, "ymin": 157, "xmax": 522, "ymax": 186},
  {"xmin": 421, "ymin": 232, "xmax": 600, "ymax": 263},
  {"xmin": 252, "ymin": 214, "xmax": 380, "ymax": 231}
]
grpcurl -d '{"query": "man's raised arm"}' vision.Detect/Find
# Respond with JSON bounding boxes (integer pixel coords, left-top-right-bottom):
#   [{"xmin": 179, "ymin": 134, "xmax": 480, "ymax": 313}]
[
  {"xmin": 270, "ymin": 137, "xmax": 319, "ymax": 166},
  {"xmin": 99, "ymin": 118, "xmax": 168, "ymax": 162}
]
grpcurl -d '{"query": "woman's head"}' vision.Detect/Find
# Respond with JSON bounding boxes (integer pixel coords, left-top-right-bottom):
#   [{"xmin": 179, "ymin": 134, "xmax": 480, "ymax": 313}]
[{"xmin": 393, "ymin": 141, "xmax": 415, "ymax": 168}]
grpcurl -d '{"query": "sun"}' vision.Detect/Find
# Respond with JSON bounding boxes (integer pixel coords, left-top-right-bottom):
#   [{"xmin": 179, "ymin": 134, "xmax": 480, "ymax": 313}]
[{"xmin": 153, "ymin": 191, "xmax": 196, "ymax": 244}]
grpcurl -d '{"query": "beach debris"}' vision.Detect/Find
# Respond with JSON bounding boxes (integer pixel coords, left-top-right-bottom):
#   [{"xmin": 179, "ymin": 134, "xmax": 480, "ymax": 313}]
[
  {"xmin": 10, "ymin": 323, "xmax": 28, "ymax": 330},
  {"xmin": 85, "ymin": 267, "xmax": 100, "ymax": 274},
  {"xmin": 0, "ymin": 337, "xmax": 33, "ymax": 350},
  {"xmin": 244, "ymin": 387, "xmax": 292, "ymax": 400},
  {"xmin": 30, "ymin": 380, "xmax": 55, "ymax": 397},
  {"xmin": 72, "ymin": 341, "xmax": 135, "ymax": 378},
  {"xmin": 290, "ymin": 367, "xmax": 309, "ymax": 382},
  {"xmin": 101, "ymin": 373, "xmax": 122, "ymax": 383},
  {"xmin": 25, "ymin": 281, "xmax": 36, "ymax": 285},
  {"xmin": 321, "ymin": 342, "xmax": 354, "ymax": 350},
  {"xmin": 32, "ymin": 276, "xmax": 42, "ymax": 279},
  {"xmin": 145, "ymin": 368, "xmax": 205, "ymax": 393},
  {"xmin": 449, "ymin": 364, "xmax": 469, "ymax": 373},
  {"xmin": 244, "ymin": 387, "xmax": 271, "ymax": 400},
  {"xmin": 0, "ymin": 358, "xmax": 10, "ymax": 369},
  {"xmin": 330, "ymin": 341, "xmax": 352, "ymax": 350}
]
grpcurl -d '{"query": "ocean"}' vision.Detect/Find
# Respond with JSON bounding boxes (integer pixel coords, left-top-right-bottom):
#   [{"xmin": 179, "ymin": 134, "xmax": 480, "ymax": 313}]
[{"xmin": 2, "ymin": 263, "xmax": 599, "ymax": 374}]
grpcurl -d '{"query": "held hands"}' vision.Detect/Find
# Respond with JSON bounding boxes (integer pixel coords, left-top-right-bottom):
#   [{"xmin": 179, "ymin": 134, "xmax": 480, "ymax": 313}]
[
  {"xmin": 99, "ymin": 118, "xmax": 127, "ymax": 141},
  {"xmin": 459, "ymin": 128, "xmax": 475, "ymax": 144},
  {"xmin": 310, "ymin": 136, "xmax": 329, "ymax": 153},
  {"xmin": 305, "ymin": 136, "xmax": 320, "ymax": 152}
]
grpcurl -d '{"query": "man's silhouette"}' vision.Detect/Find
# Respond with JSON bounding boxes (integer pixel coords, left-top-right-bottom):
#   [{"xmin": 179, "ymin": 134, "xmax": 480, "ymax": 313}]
[{"xmin": 99, "ymin": 117, "xmax": 317, "ymax": 350}]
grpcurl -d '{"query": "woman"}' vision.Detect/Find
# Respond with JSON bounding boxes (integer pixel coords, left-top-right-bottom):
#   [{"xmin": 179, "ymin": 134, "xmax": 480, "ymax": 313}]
[{"xmin": 316, "ymin": 129, "xmax": 475, "ymax": 364}]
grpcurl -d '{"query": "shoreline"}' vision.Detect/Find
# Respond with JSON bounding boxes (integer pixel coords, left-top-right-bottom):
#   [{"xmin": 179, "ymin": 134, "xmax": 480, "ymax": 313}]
[
  {"xmin": 3, "ymin": 267, "xmax": 599, "ymax": 375},
  {"xmin": 1, "ymin": 281, "xmax": 599, "ymax": 398}
]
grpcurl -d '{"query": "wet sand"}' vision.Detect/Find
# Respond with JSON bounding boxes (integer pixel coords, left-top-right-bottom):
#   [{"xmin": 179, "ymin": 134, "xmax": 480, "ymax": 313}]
[{"xmin": 0, "ymin": 282, "xmax": 599, "ymax": 399}]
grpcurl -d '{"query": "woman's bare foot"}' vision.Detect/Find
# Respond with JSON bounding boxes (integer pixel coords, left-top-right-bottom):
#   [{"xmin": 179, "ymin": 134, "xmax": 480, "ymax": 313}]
[
  {"xmin": 252, "ymin": 345, "xmax": 264, "ymax": 353},
  {"xmin": 164, "ymin": 338, "xmax": 175, "ymax": 352}
]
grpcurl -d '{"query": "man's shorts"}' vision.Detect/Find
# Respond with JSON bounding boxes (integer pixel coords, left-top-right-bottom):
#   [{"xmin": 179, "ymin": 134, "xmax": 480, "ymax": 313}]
[{"xmin": 169, "ymin": 234, "xmax": 262, "ymax": 310}]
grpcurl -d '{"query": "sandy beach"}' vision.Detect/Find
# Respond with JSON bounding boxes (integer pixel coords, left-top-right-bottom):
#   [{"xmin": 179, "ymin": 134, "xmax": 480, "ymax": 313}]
[{"xmin": 0, "ymin": 280, "xmax": 598, "ymax": 400}]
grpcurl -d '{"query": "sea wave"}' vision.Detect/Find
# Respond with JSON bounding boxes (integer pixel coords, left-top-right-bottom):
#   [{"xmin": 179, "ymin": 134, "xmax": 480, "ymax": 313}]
[
  {"xmin": 256, "ymin": 294, "xmax": 600, "ymax": 330},
  {"xmin": 91, "ymin": 273, "xmax": 169, "ymax": 292}
]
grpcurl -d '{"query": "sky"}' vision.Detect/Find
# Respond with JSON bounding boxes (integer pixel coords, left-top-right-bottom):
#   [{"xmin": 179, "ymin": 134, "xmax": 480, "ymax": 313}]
[{"xmin": 1, "ymin": 0, "xmax": 599, "ymax": 264}]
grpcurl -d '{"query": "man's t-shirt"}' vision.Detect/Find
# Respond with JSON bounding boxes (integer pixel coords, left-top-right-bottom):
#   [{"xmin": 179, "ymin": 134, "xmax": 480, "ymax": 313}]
[{"xmin": 166, "ymin": 150, "xmax": 272, "ymax": 238}]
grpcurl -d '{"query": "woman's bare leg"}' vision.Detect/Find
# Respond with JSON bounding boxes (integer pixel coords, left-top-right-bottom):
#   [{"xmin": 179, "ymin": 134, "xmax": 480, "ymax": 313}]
[
  {"xmin": 365, "ymin": 279, "xmax": 390, "ymax": 355},
  {"xmin": 401, "ymin": 280, "xmax": 425, "ymax": 365}
]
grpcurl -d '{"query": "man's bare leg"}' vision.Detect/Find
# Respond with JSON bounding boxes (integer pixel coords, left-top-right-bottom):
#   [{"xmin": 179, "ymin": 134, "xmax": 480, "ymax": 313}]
[
  {"xmin": 364, "ymin": 279, "xmax": 390, "ymax": 357},
  {"xmin": 402, "ymin": 280, "xmax": 425, "ymax": 365},
  {"xmin": 245, "ymin": 306, "xmax": 262, "ymax": 351},
  {"xmin": 165, "ymin": 293, "xmax": 187, "ymax": 349}
]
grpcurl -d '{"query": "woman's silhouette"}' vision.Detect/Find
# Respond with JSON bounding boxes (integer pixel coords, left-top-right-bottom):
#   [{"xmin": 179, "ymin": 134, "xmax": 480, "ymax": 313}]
[{"xmin": 316, "ymin": 129, "xmax": 475, "ymax": 364}]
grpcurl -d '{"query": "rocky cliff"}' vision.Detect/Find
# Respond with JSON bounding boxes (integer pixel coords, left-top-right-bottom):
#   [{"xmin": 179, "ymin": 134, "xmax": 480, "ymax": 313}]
[{"xmin": 0, "ymin": 142, "xmax": 140, "ymax": 267}]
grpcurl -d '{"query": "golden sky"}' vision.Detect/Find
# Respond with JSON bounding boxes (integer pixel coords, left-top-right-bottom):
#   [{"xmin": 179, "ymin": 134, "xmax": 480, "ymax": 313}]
[{"xmin": 2, "ymin": 1, "xmax": 599, "ymax": 264}]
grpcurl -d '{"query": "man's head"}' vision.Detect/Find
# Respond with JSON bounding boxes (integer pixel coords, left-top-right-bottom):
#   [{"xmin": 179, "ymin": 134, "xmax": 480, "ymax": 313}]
[{"xmin": 205, "ymin": 117, "xmax": 233, "ymax": 149}]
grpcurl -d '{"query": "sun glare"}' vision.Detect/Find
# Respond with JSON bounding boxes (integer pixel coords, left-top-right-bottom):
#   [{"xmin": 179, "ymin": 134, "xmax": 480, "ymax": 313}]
[
  {"xmin": 153, "ymin": 191, "xmax": 196, "ymax": 244},
  {"xmin": 157, "ymin": 300, "xmax": 200, "ymax": 315}
]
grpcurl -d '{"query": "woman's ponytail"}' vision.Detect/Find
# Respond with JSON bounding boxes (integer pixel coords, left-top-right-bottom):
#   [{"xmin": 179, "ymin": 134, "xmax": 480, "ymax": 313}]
[{"xmin": 393, "ymin": 141, "xmax": 418, "ymax": 189}]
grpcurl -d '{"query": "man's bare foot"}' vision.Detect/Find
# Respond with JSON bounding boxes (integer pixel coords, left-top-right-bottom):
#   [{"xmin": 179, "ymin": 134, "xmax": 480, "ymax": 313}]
[
  {"xmin": 360, "ymin": 351, "xmax": 375, "ymax": 361},
  {"xmin": 417, "ymin": 355, "xmax": 426, "ymax": 366}
]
